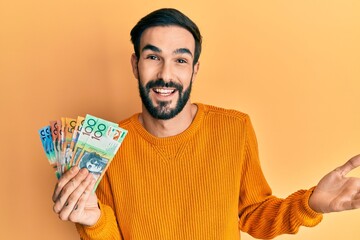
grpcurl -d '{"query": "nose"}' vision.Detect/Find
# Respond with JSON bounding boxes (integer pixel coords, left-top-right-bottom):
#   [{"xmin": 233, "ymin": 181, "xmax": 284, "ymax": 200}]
[{"xmin": 157, "ymin": 61, "xmax": 173, "ymax": 82}]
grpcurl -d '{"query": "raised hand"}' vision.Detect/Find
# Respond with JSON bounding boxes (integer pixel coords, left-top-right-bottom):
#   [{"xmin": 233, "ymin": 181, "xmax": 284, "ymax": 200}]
[
  {"xmin": 309, "ymin": 154, "xmax": 360, "ymax": 213},
  {"xmin": 52, "ymin": 166, "xmax": 101, "ymax": 226}
]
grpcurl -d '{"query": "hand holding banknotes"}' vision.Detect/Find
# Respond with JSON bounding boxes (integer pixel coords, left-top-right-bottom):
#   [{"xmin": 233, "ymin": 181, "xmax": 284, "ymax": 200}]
[
  {"xmin": 52, "ymin": 166, "xmax": 101, "ymax": 226},
  {"xmin": 39, "ymin": 114, "xmax": 127, "ymax": 226}
]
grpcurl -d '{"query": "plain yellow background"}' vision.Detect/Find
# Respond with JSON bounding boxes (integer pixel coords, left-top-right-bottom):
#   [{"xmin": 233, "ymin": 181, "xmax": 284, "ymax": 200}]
[{"xmin": 1, "ymin": 0, "xmax": 359, "ymax": 239}]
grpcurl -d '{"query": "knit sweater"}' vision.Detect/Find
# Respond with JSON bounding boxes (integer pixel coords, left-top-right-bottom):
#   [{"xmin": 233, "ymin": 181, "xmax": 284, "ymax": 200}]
[{"xmin": 76, "ymin": 103, "xmax": 322, "ymax": 239}]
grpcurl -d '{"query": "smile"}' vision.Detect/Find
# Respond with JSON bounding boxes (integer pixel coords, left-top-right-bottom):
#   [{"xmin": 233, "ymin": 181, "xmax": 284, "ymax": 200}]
[{"xmin": 152, "ymin": 88, "xmax": 176, "ymax": 96}]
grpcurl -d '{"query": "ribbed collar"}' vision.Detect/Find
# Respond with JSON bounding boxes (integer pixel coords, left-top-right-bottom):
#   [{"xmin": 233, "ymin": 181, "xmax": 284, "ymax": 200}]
[{"xmin": 129, "ymin": 103, "xmax": 205, "ymax": 146}]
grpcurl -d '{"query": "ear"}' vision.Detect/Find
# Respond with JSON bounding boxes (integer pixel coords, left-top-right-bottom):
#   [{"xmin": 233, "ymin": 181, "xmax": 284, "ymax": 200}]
[
  {"xmin": 192, "ymin": 61, "xmax": 200, "ymax": 82},
  {"xmin": 131, "ymin": 53, "xmax": 139, "ymax": 79}
]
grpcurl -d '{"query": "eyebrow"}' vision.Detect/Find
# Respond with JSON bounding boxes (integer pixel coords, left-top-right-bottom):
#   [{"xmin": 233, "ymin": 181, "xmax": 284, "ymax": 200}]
[
  {"xmin": 142, "ymin": 44, "xmax": 161, "ymax": 53},
  {"xmin": 142, "ymin": 44, "xmax": 193, "ymax": 57},
  {"xmin": 174, "ymin": 48, "xmax": 193, "ymax": 57}
]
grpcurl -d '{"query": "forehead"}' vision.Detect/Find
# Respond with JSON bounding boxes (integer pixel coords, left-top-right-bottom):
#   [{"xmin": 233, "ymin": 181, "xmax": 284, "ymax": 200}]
[{"xmin": 140, "ymin": 26, "xmax": 195, "ymax": 54}]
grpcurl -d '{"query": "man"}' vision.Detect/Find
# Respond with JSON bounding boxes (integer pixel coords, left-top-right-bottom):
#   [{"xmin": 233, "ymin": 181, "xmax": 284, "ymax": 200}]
[{"xmin": 52, "ymin": 8, "xmax": 360, "ymax": 239}]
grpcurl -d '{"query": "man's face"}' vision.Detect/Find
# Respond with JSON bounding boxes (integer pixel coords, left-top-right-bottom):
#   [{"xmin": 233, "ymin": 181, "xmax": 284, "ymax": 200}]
[{"xmin": 131, "ymin": 26, "xmax": 199, "ymax": 120}]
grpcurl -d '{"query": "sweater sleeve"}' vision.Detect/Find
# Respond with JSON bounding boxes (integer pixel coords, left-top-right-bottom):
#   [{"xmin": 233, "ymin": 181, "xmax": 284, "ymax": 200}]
[
  {"xmin": 238, "ymin": 116, "xmax": 323, "ymax": 239},
  {"xmin": 75, "ymin": 172, "xmax": 122, "ymax": 240}
]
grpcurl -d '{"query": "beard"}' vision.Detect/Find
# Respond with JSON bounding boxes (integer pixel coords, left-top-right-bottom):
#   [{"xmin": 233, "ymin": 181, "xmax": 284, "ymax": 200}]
[{"xmin": 137, "ymin": 77, "xmax": 193, "ymax": 120}]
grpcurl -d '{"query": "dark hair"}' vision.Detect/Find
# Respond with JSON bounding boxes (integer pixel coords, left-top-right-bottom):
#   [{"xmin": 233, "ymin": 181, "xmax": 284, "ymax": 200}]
[{"xmin": 130, "ymin": 8, "xmax": 202, "ymax": 65}]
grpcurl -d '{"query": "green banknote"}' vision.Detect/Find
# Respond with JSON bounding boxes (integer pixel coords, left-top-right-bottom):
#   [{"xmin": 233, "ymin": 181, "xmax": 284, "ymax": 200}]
[
  {"xmin": 76, "ymin": 123, "xmax": 127, "ymax": 191},
  {"xmin": 71, "ymin": 115, "xmax": 118, "ymax": 166},
  {"xmin": 70, "ymin": 115, "xmax": 99, "ymax": 166}
]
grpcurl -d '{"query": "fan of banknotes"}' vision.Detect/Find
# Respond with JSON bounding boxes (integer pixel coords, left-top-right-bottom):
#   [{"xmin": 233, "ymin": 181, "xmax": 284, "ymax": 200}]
[{"xmin": 38, "ymin": 114, "xmax": 127, "ymax": 190}]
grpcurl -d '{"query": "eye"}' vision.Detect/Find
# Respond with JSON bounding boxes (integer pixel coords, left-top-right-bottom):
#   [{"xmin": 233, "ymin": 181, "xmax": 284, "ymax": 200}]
[
  {"xmin": 146, "ymin": 55, "xmax": 159, "ymax": 60},
  {"xmin": 177, "ymin": 59, "xmax": 188, "ymax": 64}
]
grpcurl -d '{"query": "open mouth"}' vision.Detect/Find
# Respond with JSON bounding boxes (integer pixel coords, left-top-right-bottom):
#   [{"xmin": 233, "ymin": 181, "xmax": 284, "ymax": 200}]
[{"xmin": 152, "ymin": 88, "xmax": 176, "ymax": 97}]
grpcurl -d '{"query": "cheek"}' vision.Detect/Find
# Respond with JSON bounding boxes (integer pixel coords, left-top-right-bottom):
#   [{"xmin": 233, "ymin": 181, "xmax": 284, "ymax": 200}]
[
  {"xmin": 138, "ymin": 67, "xmax": 157, "ymax": 82},
  {"xmin": 177, "ymin": 68, "xmax": 193, "ymax": 84}
]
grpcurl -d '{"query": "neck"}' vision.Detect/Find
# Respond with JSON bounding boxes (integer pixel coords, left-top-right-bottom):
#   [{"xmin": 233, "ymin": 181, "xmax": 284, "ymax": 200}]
[{"xmin": 139, "ymin": 102, "xmax": 198, "ymax": 138}]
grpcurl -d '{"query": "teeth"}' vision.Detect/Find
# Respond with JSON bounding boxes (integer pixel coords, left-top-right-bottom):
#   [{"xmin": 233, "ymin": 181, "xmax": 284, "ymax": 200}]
[{"xmin": 153, "ymin": 88, "xmax": 175, "ymax": 95}]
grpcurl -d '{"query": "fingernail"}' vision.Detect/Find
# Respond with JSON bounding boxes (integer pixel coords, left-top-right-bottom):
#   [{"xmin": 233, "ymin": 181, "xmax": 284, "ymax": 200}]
[{"xmin": 53, "ymin": 205, "xmax": 60, "ymax": 214}]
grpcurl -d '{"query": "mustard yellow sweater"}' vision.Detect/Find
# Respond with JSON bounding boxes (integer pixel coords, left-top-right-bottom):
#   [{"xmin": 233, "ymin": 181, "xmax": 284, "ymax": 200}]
[{"xmin": 76, "ymin": 103, "xmax": 322, "ymax": 239}]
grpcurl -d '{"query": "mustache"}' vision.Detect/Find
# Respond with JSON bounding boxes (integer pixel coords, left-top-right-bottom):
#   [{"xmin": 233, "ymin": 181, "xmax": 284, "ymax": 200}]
[{"xmin": 146, "ymin": 79, "xmax": 183, "ymax": 91}]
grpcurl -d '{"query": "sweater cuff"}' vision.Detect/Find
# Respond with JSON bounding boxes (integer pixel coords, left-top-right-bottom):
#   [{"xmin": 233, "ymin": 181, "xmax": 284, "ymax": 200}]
[
  {"xmin": 76, "ymin": 201, "xmax": 120, "ymax": 240},
  {"xmin": 300, "ymin": 187, "xmax": 323, "ymax": 227}
]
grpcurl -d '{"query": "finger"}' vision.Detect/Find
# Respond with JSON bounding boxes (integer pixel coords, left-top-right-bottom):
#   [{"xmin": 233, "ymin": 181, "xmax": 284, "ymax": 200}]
[
  {"xmin": 58, "ymin": 173, "xmax": 95, "ymax": 221},
  {"xmin": 53, "ymin": 168, "xmax": 89, "ymax": 214},
  {"xmin": 336, "ymin": 154, "xmax": 360, "ymax": 176},
  {"xmin": 68, "ymin": 177, "xmax": 97, "ymax": 223},
  {"xmin": 52, "ymin": 166, "xmax": 80, "ymax": 202},
  {"xmin": 341, "ymin": 198, "xmax": 360, "ymax": 211}
]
